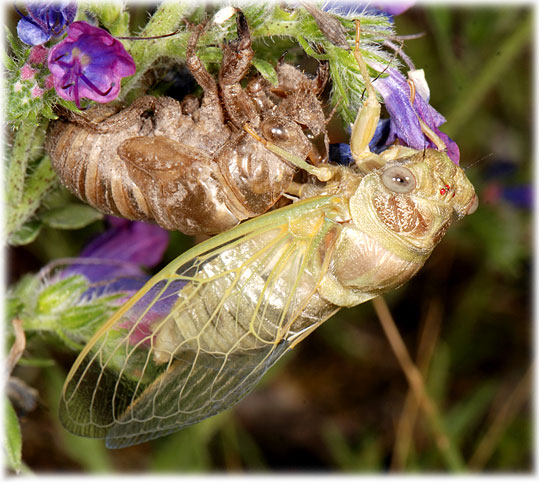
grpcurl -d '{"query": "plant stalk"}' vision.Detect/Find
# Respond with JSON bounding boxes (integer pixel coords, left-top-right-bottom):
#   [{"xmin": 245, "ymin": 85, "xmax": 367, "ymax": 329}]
[{"xmin": 372, "ymin": 295, "xmax": 465, "ymax": 472}]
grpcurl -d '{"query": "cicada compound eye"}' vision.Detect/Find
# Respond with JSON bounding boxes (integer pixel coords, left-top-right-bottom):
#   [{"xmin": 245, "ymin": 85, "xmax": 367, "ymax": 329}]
[
  {"xmin": 261, "ymin": 118, "xmax": 294, "ymax": 145},
  {"xmin": 381, "ymin": 165, "xmax": 416, "ymax": 194}
]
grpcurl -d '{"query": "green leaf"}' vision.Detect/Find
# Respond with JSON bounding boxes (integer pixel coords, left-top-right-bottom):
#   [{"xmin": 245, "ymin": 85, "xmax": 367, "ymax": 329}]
[
  {"xmin": 4, "ymin": 399, "xmax": 22, "ymax": 473},
  {"xmin": 252, "ymin": 58, "xmax": 278, "ymax": 86},
  {"xmin": 5, "ymin": 297, "xmax": 25, "ymax": 326},
  {"xmin": 4, "ymin": 26, "xmax": 26, "ymax": 64},
  {"xmin": 3, "ymin": 49, "xmax": 17, "ymax": 71},
  {"xmin": 9, "ymin": 273, "xmax": 41, "ymax": 306},
  {"xmin": 56, "ymin": 96, "xmax": 83, "ymax": 112},
  {"xmin": 41, "ymin": 103, "xmax": 58, "ymax": 120},
  {"xmin": 8, "ymin": 220, "xmax": 42, "ymax": 246},
  {"xmin": 41, "ymin": 204, "xmax": 103, "ymax": 229}
]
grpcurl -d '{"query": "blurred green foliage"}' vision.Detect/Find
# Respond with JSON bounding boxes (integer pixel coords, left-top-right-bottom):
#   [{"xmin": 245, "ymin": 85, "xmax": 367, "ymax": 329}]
[{"xmin": 6, "ymin": 4, "xmax": 531, "ymax": 474}]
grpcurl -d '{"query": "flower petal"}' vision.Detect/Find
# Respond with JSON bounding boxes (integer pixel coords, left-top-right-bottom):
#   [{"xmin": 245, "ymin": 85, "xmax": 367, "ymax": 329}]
[
  {"xmin": 17, "ymin": 17, "xmax": 51, "ymax": 45},
  {"xmin": 80, "ymin": 217, "xmax": 169, "ymax": 269},
  {"xmin": 47, "ymin": 21, "xmax": 136, "ymax": 105},
  {"xmin": 16, "ymin": 2, "xmax": 77, "ymax": 45},
  {"xmin": 373, "ymin": 67, "xmax": 460, "ymax": 164},
  {"xmin": 63, "ymin": 217, "xmax": 169, "ymax": 287}
]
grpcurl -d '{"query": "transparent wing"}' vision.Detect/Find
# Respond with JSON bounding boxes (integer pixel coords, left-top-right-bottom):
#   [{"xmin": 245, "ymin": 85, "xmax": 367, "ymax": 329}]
[{"xmin": 59, "ymin": 196, "xmax": 343, "ymax": 448}]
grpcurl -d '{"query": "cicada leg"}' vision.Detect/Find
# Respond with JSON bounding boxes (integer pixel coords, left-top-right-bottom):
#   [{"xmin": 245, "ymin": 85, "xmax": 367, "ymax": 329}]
[
  {"xmin": 243, "ymin": 123, "xmax": 334, "ymax": 182},
  {"xmin": 185, "ymin": 21, "xmax": 226, "ymax": 127},
  {"xmin": 349, "ymin": 20, "xmax": 385, "ymax": 173},
  {"xmin": 349, "ymin": 22, "xmax": 447, "ymax": 169},
  {"xmin": 406, "ymin": 77, "xmax": 447, "ymax": 151}
]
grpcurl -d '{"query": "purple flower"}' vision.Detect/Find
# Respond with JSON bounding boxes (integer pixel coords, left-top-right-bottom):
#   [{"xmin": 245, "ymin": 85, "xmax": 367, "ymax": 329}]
[
  {"xmin": 501, "ymin": 186, "xmax": 533, "ymax": 208},
  {"xmin": 373, "ymin": 67, "xmax": 460, "ymax": 164},
  {"xmin": 28, "ymin": 218, "xmax": 171, "ymax": 346},
  {"xmin": 483, "ymin": 183, "xmax": 532, "ymax": 209},
  {"xmin": 69, "ymin": 217, "xmax": 184, "ymax": 347},
  {"xmin": 47, "ymin": 21, "xmax": 136, "ymax": 108},
  {"xmin": 65, "ymin": 217, "xmax": 170, "ymax": 298},
  {"xmin": 323, "ymin": 1, "xmax": 414, "ymax": 18},
  {"xmin": 329, "ymin": 143, "xmax": 354, "ymax": 166},
  {"xmin": 117, "ymin": 280, "xmax": 186, "ymax": 346},
  {"xmin": 16, "ymin": 2, "xmax": 76, "ymax": 46},
  {"xmin": 372, "ymin": 1, "xmax": 415, "ymax": 16},
  {"xmin": 482, "ymin": 160, "xmax": 532, "ymax": 209}
]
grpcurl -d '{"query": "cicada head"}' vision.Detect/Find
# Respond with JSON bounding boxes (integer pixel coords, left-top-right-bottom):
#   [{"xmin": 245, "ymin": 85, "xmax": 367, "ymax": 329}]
[
  {"xmin": 270, "ymin": 61, "xmax": 329, "ymax": 152},
  {"xmin": 349, "ymin": 149, "xmax": 477, "ymax": 258}
]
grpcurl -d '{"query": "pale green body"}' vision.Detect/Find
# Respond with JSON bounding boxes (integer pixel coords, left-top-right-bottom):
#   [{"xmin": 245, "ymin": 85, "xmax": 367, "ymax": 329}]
[{"xmin": 153, "ymin": 149, "xmax": 475, "ymax": 360}]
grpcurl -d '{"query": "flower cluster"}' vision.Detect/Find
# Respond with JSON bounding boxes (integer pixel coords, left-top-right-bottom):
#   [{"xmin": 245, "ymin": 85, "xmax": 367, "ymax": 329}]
[
  {"xmin": 62, "ymin": 217, "xmax": 182, "ymax": 347},
  {"xmin": 7, "ymin": 217, "xmax": 170, "ymax": 348},
  {"xmin": 14, "ymin": 3, "xmax": 135, "ymax": 108}
]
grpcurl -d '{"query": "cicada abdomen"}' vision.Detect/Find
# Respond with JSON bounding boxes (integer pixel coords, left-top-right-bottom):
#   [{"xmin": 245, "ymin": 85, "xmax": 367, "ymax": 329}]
[{"xmin": 46, "ymin": 100, "xmax": 158, "ymax": 223}]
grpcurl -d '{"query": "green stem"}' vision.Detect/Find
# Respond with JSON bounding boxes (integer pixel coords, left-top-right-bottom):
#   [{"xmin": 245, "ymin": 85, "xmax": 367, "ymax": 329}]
[
  {"xmin": 6, "ymin": 156, "xmax": 56, "ymax": 240},
  {"xmin": 121, "ymin": 1, "xmax": 194, "ymax": 99},
  {"xmin": 444, "ymin": 13, "xmax": 532, "ymax": 138},
  {"xmin": 6, "ymin": 122, "xmax": 38, "ymax": 207}
]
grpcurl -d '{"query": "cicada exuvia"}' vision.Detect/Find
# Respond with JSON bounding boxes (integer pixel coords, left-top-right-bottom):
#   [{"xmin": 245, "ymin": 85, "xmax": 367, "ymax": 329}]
[
  {"xmin": 58, "ymin": 19, "xmax": 477, "ymax": 449},
  {"xmin": 45, "ymin": 12, "xmax": 329, "ymax": 236}
]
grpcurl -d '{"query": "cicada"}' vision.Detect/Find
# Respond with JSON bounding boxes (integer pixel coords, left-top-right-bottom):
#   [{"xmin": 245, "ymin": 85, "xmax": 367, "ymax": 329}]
[{"xmin": 59, "ymin": 20, "xmax": 477, "ymax": 448}]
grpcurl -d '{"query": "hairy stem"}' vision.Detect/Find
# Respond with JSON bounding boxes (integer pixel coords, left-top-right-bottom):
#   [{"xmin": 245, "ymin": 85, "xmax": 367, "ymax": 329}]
[
  {"xmin": 6, "ymin": 155, "xmax": 57, "ymax": 241},
  {"xmin": 6, "ymin": 122, "xmax": 39, "ymax": 207}
]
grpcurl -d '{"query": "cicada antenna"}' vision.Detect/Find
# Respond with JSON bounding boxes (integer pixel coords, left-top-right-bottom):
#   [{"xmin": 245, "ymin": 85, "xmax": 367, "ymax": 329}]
[
  {"xmin": 463, "ymin": 153, "xmax": 493, "ymax": 171},
  {"xmin": 383, "ymin": 39, "xmax": 414, "ymax": 72},
  {"xmin": 117, "ymin": 30, "xmax": 182, "ymax": 41},
  {"xmin": 244, "ymin": 123, "xmax": 334, "ymax": 182}
]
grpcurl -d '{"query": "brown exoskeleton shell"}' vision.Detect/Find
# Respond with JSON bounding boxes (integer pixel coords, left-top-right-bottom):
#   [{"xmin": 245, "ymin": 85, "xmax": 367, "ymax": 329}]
[{"xmin": 45, "ymin": 12, "xmax": 330, "ymax": 236}]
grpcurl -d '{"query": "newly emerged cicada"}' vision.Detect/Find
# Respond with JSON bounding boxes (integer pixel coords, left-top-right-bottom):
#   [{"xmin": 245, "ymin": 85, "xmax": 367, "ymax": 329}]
[
  {"xmin": 58, "ymin": 18, "xmax": 477, "ymax": 448},
  {"xmin": 46, "ymin": 12, "xmax": 329, "ymax": 236}
]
